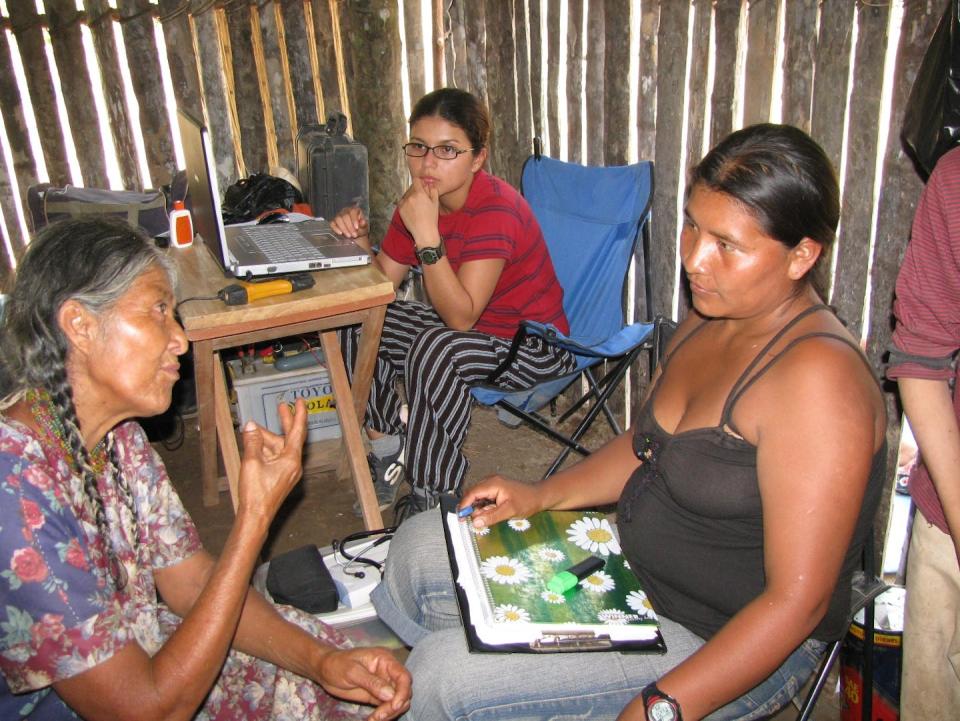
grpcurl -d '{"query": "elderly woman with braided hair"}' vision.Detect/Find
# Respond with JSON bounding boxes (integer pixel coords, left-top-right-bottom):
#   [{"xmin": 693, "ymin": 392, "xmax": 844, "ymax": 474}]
[{"xmin": 0, "ymin": 217, "xmax": 410, "ymax": 721}]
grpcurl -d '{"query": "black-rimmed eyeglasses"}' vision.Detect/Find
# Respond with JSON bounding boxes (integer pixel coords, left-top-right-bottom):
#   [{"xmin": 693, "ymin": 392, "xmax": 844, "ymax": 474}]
[{"xmin": 403, "ymin": 142, "xmax": 476, "ymax": 160}]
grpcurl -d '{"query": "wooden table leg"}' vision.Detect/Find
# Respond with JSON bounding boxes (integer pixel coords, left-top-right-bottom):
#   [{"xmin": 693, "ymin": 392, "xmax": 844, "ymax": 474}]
[
  {"xmin": 336, "ymin": 304, "xmax": 387, "ymax": 482},
  {"xmin": 213, "ymin": 352, "xmax": 242, "ymax": 512},
  {"xmin": 193, "ymin": 339, "xmax": 221, "ymax": 506},
  {"xmin": 351, "ymin": 305, "xmax": 387, "ymax": 427},
  {"xmin": 321, "ymin": 328, "xmax": 384, "ymax": 530}
]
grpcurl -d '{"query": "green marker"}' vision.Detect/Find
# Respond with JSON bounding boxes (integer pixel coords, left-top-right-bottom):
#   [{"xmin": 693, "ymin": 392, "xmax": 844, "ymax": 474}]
[{"xmin": 547, "ymin": 555, "xmax": 605, "ymax": 594}]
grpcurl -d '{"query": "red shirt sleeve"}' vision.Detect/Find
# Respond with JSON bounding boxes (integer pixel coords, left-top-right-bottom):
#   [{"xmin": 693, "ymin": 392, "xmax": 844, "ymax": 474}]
[
  {"xmin": 888, "ymin": 148, "xmax": 960, "ymax": 382},
  {"xmin": 380, "ymin": 209, "xmax": 417, "ymax": 266}
]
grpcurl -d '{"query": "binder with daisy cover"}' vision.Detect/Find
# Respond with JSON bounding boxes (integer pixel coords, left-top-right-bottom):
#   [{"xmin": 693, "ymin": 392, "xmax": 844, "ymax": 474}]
[{"xmin": 439, "ymin": 496, "xmax": 666, "ymax": 653}]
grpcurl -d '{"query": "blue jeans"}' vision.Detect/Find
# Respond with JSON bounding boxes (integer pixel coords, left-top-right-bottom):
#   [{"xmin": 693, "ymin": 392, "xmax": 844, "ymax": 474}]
[{"xmin": 372, "ymin": 510, "xmax": 827, "ymax": 721}]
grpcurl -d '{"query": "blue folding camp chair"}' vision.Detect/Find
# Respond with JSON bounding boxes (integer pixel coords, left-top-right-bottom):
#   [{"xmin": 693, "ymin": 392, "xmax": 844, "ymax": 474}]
[{"xmin": 471, "ymin": 148, "xmax": 657, "ymax": 478}]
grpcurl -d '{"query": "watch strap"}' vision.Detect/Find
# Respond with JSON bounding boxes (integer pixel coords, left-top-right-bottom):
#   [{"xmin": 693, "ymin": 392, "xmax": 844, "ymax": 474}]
[{"xmin": 415, "ymin": 238, "xmax": 445, "ymax": 264}]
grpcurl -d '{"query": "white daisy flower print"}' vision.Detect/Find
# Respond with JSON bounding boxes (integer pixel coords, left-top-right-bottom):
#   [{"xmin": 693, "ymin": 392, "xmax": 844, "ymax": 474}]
[
  {"xmin": 536, "ymin": 547, "xmax": 565, "ymax": 563},
  {"xmin": 507, "ymin": 518, "xmax": 531, "ymax": 532},
  {"xmin": 470, "ymin": 524, "xmax": 491, "ymax": 536},
  {"xmin": 580, "ymin": 570, "xmax": 615, "ymax": 593},
  {"xmin": 541, "ymin": 590, "xmax": 566, "ymax": 604},
  {"xmin": 626, "ymin": 590, "xmax": 657, "ymax": 618},
  {"xmin": 597, "ymin": 608, "xmax": 633, "ymax": 625},
  {"xmin": 566, "ymin": 516, "xmax": 621, "ymax": 556},
  {"xmin": 494, "ymin": 604, "xmax": 531, "ymax": 623},
  {"xmin": 480, "ymin": 556, "xmax": 532, "ymax": 585}
]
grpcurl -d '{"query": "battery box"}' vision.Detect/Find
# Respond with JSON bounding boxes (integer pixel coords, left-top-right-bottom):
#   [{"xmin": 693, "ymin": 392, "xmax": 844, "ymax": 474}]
[{"xmin": 227, "ymin": 356, "xmax": 341, "ymax": 443}]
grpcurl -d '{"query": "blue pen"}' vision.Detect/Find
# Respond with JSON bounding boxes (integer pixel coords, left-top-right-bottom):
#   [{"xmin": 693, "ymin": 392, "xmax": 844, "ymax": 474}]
[{"xmin": 458, "ymin": 498, "xmax": 494, "ymax": 518}]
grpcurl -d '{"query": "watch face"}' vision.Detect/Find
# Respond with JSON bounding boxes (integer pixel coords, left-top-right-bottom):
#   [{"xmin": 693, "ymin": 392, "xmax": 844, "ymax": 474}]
[
  {"xmin": 418, "ymin": 246, "xmax": 441, "ymax": 264},
  {"xmin": 648, "ymin": 699, "xmax": 678, "ymax": 721}
]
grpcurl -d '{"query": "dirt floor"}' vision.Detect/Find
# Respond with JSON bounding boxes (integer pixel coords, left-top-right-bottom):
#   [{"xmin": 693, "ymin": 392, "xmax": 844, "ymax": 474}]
[
  {"xmin": 157, "ymin": 401, "xmax": 605, "ymax": 559},
  {"xmin": 156, "ymin": 401, "xmax": 843, "ymax": 721}
]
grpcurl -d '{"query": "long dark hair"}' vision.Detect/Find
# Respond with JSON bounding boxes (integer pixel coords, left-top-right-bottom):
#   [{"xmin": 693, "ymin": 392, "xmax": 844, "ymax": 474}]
[
  {"xmin": 1, "ymin": 216, "xmax": 175, "ymax": 588},
  {"xmin": 689, "ymin": 123, "xmax": 840, "ymax": 298},
  {"xmin": 409, "ymin": 87, "xmax": 491, "ymax": 153}
]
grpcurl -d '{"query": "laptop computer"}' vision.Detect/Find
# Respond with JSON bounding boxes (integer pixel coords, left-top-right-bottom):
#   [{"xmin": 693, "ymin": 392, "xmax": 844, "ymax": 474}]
[{"xmin": 177, "ymin": 109, "xmax": 371, "ymax": 278}]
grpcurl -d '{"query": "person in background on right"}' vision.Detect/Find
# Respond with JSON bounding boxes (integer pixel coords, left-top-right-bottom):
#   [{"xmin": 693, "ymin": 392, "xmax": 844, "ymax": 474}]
[{"xmin": 887, "ymin": 144, "xmax": 960, "ymax": 719}]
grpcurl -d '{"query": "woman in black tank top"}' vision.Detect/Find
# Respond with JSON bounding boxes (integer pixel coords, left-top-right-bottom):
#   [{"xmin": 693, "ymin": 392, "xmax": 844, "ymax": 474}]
[{"xmin": 377, "ymin": 124, "xmax": 887, "ymax": 721}]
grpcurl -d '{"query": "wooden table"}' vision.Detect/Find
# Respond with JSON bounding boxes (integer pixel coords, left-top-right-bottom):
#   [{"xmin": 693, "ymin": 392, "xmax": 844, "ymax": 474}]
[{"xmin": 172, "ymin": 239, "xmax": 395, "ymax": 529}]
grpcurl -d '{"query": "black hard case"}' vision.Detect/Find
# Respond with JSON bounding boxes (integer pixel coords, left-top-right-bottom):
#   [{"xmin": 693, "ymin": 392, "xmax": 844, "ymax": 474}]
[{"xmin": 296, "ymin": 113, "xmax": 369, "ymax": 223}]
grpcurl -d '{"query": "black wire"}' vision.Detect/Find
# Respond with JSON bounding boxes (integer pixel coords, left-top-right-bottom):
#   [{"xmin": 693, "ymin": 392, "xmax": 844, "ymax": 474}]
[{"xmin": 176, "ymin": 294, "xmax": 221, "ymax": 305}]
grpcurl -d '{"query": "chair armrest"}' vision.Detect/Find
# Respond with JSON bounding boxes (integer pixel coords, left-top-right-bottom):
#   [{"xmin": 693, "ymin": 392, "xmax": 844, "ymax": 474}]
[
  {"xmin": 484, "ymin": 319, "xmax": 657, "ymax": 385},
  {"xmin": 484, "ymin": 322, "xmax": 534, "ymax": 384}
]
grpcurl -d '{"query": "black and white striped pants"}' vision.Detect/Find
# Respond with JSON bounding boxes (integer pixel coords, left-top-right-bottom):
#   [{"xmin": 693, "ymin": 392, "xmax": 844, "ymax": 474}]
[{"xmin": 340, "ymin": 300, "xmax": 577, "ymax": 495}]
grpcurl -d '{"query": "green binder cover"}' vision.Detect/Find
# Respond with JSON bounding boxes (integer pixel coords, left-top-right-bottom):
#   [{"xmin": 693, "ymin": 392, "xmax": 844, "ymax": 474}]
[{"xmin": 439, "ymin": 496, "xmax": 666, "ymax": 654}]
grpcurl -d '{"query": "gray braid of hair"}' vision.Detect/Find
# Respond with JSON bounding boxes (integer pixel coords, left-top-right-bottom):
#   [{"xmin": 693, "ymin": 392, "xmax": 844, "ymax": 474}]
[
  {"xmin": 105, "ymin": 429, "xmax": 141, "ymax": 551},
  {"xmin": 47, "ymin": 372, "xmax": 135, "ymax": 590}
]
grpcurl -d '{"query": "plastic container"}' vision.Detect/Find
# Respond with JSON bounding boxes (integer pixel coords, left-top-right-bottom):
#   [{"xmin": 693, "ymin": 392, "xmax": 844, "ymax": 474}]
[
  {"xmin": 841, "ymin": 586, "xmax": 905, "ymax": 721},
  {"xmin": 169, "ymin": 200, "xmax": 194, "ymax": 247}
]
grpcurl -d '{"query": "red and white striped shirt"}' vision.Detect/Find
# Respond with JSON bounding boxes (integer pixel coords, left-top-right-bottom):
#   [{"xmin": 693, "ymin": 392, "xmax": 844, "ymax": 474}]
[
  {"xmin": 888, "ymin": 146, "xmax": 960, "ymax": 534},
  {"xmin": 381, "ymin": 169, "xmax": 569, "ymax": 339}
]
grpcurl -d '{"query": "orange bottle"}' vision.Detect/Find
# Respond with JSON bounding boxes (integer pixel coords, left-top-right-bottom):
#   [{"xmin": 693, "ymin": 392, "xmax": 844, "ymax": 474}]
[{"xmin": 170, "ymin": 200, "xmax": 194, "ymax": 248}]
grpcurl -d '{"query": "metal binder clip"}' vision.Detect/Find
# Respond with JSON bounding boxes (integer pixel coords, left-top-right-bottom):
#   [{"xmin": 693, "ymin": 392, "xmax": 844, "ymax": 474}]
[{"xmin": 530, "ymin": 630, "xmax": 613, "ymax": 653}]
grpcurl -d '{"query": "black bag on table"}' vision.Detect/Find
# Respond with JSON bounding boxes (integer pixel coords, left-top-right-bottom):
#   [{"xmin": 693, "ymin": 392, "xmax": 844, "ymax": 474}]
[
  {"xmin": 26, "ymin": 184, "xmax": 168, "ymax": 237},
  {"xmin": 902, "ymin": 0, "xmax": 960, "ymax": 180},
  {"xmin": 221, "ymin": 173, "xmax": 305, "ymax": 225}
]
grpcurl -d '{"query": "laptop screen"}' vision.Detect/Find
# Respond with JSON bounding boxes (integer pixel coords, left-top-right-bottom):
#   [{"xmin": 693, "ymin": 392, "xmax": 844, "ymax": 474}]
[{"xmin": 176, "ymin": 109, "xmax": 232, "ymax": 276}]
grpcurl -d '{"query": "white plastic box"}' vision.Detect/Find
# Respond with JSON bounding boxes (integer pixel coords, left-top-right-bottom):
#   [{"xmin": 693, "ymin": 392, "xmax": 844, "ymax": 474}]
[{"xmin": 227, "ymin": 357, "xmax": 341, "ymax": 443}]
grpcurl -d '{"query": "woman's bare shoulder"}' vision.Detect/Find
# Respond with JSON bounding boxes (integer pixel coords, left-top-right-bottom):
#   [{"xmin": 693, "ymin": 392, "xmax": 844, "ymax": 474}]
[{"xmin": 754, "ymin": 329, "xmax": 885, "ymax": 441}]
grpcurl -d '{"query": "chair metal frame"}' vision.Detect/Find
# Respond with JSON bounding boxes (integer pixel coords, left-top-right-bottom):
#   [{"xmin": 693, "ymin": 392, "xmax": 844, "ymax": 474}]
[
  {"xmin": 794, "ymin": 527, "xmax": 889, "ymax": 721},
  {"xmin": 482, "ymin": 315, "xmax": 655, "ymax": 477}
]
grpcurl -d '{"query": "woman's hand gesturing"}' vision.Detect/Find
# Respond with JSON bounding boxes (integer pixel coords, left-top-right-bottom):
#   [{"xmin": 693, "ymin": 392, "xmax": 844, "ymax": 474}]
[{"xmin": 236, "ymin": 399, "xmax": 308, "ymax": 524}]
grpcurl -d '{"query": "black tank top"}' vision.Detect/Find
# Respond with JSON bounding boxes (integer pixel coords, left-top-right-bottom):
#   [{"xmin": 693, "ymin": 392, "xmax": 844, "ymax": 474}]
[{"xmin": 616, "ymin": 304, "xmax": 885, "ymax": 641}]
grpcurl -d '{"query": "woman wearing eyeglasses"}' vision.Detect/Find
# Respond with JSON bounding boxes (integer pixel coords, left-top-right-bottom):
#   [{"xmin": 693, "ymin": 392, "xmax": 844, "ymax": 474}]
[{"xmin": 331, "ymin": 88, "xmax": 575, "ymax": 522}]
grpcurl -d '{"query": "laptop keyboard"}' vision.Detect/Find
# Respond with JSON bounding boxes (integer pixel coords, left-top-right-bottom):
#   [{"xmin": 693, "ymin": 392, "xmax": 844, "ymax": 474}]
[{"xmin": 238, "ymin": 226, "xmax": 322, "ymax": 262}]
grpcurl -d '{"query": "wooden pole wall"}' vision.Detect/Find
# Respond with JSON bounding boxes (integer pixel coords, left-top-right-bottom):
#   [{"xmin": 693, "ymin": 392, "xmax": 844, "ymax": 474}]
[
  {"xmin": 585, "ymin": 3, "xmax": 605, "ymax": 166},
  {"xmin": 567, "ymin": 0, "xmax": 584, "ymax": 165},
  {"xmin": 782, "ymin": 0, "xmax": 817, "ymax": 133},
  {"xmin": 0, "ymin": 2, "xmax": 945, "ymax": 554},
  {"xmin": 867, "ymin": 1, "xmax": 942, "ymax": 560},
  {"xmin": 603, "ymin": 0, "xmax": 630, "ymax": 168},
  {"xmin": 46, "ymin": 0, "xmax": 109, "ymax": 189},
  {"xmin": 340, "ymin": 0, "xmax": 406, "ymax": 243},
  {"xmin": 122, "ymin": 0, "xmax": 177, "ymax": 187},
  {"xmin": 0, "ymin": 8, "xmax": 36, "ymax": 269},
  {"xmin": 8, "ymin": 3, "xmax": 71, "ymax": 188},
  {"xmin": 86, "ymin": 0, "xmax": 142, "ymax": 191},
  {"xmin": 834, "ymin": 1, "xmax": 889, "ymax": 338},
  {"xmin": 158, "ymin": 0, "xmax": 203, "ymax": 121}
]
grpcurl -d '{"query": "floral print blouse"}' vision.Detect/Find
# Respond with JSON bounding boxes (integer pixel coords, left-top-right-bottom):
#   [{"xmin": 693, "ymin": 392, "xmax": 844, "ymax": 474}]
[{"xmin": 0, "ymin": 417, "xmax": 202, "ymax": 719}]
